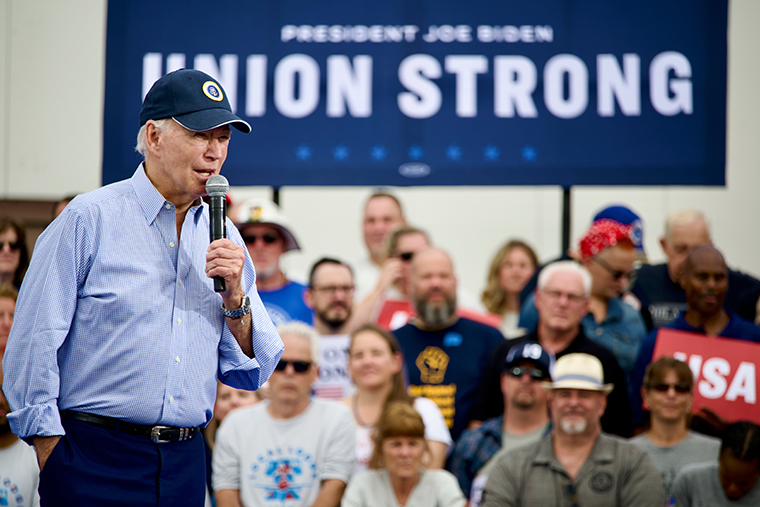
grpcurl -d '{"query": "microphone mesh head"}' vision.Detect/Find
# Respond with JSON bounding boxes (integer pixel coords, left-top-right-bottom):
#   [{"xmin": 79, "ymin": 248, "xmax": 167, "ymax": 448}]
[{"xmin": 206, "ymin": 175, "xmax": 229, "ymax": 197}]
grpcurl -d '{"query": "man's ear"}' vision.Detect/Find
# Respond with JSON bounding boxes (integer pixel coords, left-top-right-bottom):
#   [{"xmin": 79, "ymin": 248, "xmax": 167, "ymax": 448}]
[
  {"xmin": 580, "ymin": 296, "xmax": 590, "ymax": 316},
  {"xmin": 145, "ymin": 121, "xmax": 163, "ymax": 156},
  {"xmin": 304, "ymin": 288, "xmax": 314, "ymax": 310},
  {"xmin": 598, "ymin": 393, "xmax": 608, "ymax": 417},
  {"xmin": 533, "ymin": 289, "xmax": 542, "ymax": 313}
]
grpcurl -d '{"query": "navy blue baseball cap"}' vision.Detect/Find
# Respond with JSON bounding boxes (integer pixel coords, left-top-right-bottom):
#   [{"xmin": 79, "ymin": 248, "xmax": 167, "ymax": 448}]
[
  {"xmin": 503, "ymin": 341, "xmax": 555, "ymax": 379},
  {"xmin": 139, "ymin": 69, "xmax": 251, "ymax": 133}
]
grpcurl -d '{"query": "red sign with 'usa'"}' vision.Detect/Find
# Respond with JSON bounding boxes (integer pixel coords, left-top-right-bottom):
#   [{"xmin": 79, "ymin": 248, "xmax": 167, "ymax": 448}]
[{"xmin": 652, "ymin": 328, "xmax": 760, "ymax": 424}]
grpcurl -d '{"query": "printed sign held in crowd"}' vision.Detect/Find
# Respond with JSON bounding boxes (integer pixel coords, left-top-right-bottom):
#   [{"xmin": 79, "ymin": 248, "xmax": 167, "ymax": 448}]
[{"xmin": 653, "ymin": 328, "xmax": 759, "ymax": 424}]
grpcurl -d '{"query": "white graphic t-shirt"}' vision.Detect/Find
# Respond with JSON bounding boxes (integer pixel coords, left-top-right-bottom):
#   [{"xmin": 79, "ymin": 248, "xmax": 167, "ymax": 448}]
[
  {"xmin": 213, "ymin": 398, "xmax": 355, "ymax": 506},
  {"xmin": 0, "ymin": 439, "xmax": 40, "ymax": 507}
]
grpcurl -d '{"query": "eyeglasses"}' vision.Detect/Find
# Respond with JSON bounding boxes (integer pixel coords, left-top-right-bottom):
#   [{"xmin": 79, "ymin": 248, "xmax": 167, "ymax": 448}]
[
  {"xmin": 274, "ymin": 360, "xmax": 312, "ymax": 374},
  {"xmin": 242, "ymin": 233, "xmax": 279, "ymax": 245},
  {"xmin": 593, "ymin": 256, "xmax": 636, "ymax": 283},
  {"xmin": 507, "ymin": 366, "xmax": 548, "ymax": 381},
  {"xmin": 311, "ymin": 285, "xmax": 355, "ymax": 296},
  {"xmin": 397, "ymin": 252, "xmax": 414, "ymax": 262},
  {"xmin": 0, "ymin": 240, "xmax": 22, "ymax": 251},
  {"xmin": 648, "ymin": 382, "xmax": 691, "ymax": 394},
  {"xmin": 540, "ymin": 289, "xmax": 586, "ymax": 304}
]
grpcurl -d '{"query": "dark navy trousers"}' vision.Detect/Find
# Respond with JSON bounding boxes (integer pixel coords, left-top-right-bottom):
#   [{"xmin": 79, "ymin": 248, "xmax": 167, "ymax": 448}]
[{"xmin": 39, "ymin": 418, "xmax": 206, "ymax": 506}]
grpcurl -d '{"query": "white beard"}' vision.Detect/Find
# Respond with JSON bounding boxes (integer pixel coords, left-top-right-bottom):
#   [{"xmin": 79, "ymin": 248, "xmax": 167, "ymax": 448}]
[
  {"xmin": 560, "ymin": 417, "xmax": 587, "ymax": 435},
  {"xmin": 256, "ymin": 263, "xmax": 279, "ymax": 280}
]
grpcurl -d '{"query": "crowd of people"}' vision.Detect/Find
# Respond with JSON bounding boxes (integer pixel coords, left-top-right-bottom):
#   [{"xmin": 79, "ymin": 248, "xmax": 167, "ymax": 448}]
[
  {"xmin": 4, "ymin": 190, "xmax": 760, "ymax": 506},
  {"xmin": 1, "ymin": 68, "xmax": 759, "ymax": 506},
  {"xmin": 195, "ymin": 190, "xmax": 760, "ymax": 506}
]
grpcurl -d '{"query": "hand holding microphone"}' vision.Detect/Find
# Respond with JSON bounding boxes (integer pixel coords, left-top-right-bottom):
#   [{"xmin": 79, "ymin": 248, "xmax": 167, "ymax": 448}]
[{"xmin": 206, "ymin": 175, "xmax": 229, "ymax": 292}]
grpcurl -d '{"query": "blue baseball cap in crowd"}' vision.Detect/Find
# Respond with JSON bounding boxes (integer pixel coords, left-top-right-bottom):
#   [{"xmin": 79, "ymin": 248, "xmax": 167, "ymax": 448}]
[
  {"xmin": 593, "ymin": 204, "xmax": 647, "ymax": 263},
  {"xmin": 503, "ymin": 341, "xmax": 555, "ymax": 380},
  {"xmin": 139, "ymin": 69, "xmax": 251, "ymax": 133}
]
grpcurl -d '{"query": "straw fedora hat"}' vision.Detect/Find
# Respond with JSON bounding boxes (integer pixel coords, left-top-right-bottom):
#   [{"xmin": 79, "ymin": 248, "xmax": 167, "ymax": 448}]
[{"xmin": 542, "ymin": 353, "xmax": 614, "ymax": 394}]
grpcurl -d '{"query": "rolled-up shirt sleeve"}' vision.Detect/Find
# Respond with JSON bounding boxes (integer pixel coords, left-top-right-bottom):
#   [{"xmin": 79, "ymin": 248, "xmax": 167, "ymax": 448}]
[
  {"xmin": 216, "ymin": 221, "xmax": 283, "ymax": 390},
  {"xmin": 3, "ymin": 209, "xmax": 87, "ymax": 439}
]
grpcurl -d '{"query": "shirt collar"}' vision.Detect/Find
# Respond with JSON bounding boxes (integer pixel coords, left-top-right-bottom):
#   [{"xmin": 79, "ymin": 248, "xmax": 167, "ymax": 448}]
[
  {"xmin": 532, "ymin": 432, "xmax": 613, "ymax": 468},
  {"xmin": 131, "ymin": 163, "xmax": 205, "ymax": 225},
  {"xmin": 582, "ymin": 297, "xmax": 625, "ymax": 326},
  {"xmin": 674, "ymin": 308, "xmax": 739, "ymax": 334},
  {"xmin": 531, "ymin": 433, "xmax": 556, "ymax": 465},
  {"xmin": 586, "ymin": 433, "xmax": 615, "ymax": 464},
  {"xmin": 606, "ymin": 298, "xmax": 625, "ymax": 319},
  {"xmin": 131, "ymin": 163, "xmax": 169, "ymax": 225}
]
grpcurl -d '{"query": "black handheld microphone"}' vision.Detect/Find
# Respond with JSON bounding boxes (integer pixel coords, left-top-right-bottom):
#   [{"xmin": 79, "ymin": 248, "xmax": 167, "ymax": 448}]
[{"xmin": 206, "ymin": 175, "xmax": 229, "ymax": 293}]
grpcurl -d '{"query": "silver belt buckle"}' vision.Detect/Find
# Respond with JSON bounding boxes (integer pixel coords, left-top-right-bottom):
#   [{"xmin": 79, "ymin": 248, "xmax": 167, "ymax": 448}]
[{"xmin": 150, "ymin": 425, "xmax": 173, "ymax": 444}]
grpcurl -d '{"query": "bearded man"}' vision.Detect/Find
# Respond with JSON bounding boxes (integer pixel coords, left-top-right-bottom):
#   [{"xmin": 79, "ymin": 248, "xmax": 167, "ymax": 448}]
[
  {"xmin": 482, "ymin": 353, "xmax": 664, "ymax": 507},
  {"xmin": 392, "ymin": 247, "xmax": 503, "ymax": 442}
]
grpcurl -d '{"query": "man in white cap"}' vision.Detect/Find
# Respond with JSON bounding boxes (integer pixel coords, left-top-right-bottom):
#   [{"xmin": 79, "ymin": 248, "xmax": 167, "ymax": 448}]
[
  {"xmin": 235, "ymin": 198, "xmax": 313, "ymax": 325},
  {"xmin": 482, "ymin": 353, "xmax": 664, "ymax": 507}
]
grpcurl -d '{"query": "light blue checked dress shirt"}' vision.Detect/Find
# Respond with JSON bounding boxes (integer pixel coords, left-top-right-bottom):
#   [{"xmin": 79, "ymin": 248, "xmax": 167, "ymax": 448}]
[{"xmin": 3, "ymin": 165, "xmax": 283, "ymax": 439}]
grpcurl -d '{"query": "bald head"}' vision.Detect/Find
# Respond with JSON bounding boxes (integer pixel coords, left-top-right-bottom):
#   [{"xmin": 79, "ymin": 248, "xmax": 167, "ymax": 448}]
[
  {"xmin": 664, "ymin": 210, "xmax": 710, "ymax": 241},
  {"xmin": 411, "ymin": 247, "xmax": 453, "ymax": 276},
  {"xmin": 410, "ymin": 248, "xmax": 457, "ymax": 326},
  {"xmin": 661, "ymin": 210, "xmax": 712, "ymax": 282},
  {"xmin": 684, "ymin": 245, "xmax": 727, "ymax": 275}
]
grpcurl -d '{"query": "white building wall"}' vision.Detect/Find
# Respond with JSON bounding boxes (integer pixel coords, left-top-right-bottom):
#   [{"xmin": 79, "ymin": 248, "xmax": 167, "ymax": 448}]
[{"xmin": 1, "ymin": 0, "xmax": 758, "ymax": 297}]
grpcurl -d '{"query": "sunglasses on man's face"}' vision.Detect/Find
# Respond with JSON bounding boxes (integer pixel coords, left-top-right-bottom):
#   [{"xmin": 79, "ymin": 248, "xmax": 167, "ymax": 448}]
[
  {"xmin": 648, "ymin": 382, "xmax": 691, "ymax": 394},
  {"xmin": 507, "ymin": 366, "xmax": 548, "ymax": 381},
  {"xmin": 593, "ymin": 256, "xmax": 636, "ymax": 282},
  {"xmin": 242, "ymin": 233, "xmax": 279, "ymax": 245},
  {"xmin": 0, "ymin": 240, "xmax": 22, "ymax": 251},
  {"xmin": 274, "ymin": 360, "xmax": 312, "ymax": 374}
]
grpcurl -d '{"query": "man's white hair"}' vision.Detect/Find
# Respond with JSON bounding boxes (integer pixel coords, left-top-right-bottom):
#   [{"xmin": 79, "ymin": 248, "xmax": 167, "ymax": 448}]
[
  {"xmin": 276, "ymin": 322, "xmax": 321, "ymax": 366},
  {"xmin": 134, "ymin": 118, "xmax": 176, "ymax": 157},
  {"xmin": 537, "ymin": 260, "xmax": 592, "ymax": 298},
  {"xmin": 664, "ymin": 209, "xmax": 711, "ymax": 241}
]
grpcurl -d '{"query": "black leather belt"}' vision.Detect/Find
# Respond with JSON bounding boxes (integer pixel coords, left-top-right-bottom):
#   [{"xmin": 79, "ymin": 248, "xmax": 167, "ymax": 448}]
[{"xmin": 62, "ymin": 410, "xmax": 198, "ymax": 444}]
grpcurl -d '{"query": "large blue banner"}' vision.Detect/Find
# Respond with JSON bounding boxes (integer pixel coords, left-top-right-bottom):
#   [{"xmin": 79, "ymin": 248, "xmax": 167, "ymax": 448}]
[{"xmin": 103, "ymin": 0, "xmax": 727, "ymax": 187}]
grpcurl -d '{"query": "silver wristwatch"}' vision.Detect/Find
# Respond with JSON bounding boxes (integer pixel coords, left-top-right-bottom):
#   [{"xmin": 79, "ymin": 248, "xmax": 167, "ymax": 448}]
[{"xmin": 221, "ymin": 296, "xmax": 251, "ymax": 319}]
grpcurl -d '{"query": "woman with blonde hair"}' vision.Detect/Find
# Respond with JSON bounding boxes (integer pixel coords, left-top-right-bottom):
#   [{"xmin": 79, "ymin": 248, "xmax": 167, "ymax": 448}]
[
  {"xmin": 342, "ymin": 324, "xmax": 451, "ymax": 471},
  {"xmin": 342, "ymin": 402, "xmax": 465, "ymax": 507},
  {"xmin": 481, "ymin": 239, "xmax": 538, "ymax": 337}
]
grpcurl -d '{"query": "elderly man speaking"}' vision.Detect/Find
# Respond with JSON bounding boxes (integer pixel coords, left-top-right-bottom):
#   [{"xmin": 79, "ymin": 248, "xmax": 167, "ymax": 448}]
[
  {"xmin": 482, "ymin": 353, "xmax": 664, "ymax": 507},
  {"xmin": 2, "ymin": 69, "xmax": 284, "ymax": 506}
]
